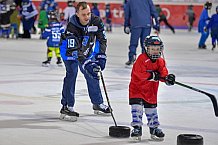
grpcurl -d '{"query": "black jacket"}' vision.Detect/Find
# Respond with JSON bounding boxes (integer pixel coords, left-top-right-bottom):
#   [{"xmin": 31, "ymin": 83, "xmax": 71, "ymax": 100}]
[{"xmin": 64, "ymin": 14, "xmax": 107, "ymax": 62}]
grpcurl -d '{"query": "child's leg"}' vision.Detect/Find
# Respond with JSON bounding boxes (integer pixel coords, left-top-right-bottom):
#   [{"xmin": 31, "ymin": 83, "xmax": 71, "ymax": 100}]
[
  {"xmin": 55, "ymin": 47, "xmax": 62, "ymax": 66},
  {"xmin": 131, "ymin": 104, "xmax": 143, "ymax": 127},
  {"xmin": 55, "ymin": 47, "xmax": 61, "ymax": 58},
  {"xmin": 14, "ymin": 24, "xmax": 18, "ymax": 38},
  {"xmin": 130, "ymin": 104, "xmax": 143, "ymax": 139},
  {"xmin": 145, "ymin": 108, "xmax": 164, "ymax": 140},
  {"xmin": 2, "ymin": 26, "xmax": 10, "ymax": 38},
  {"xmin": 144, "ymin": 108, "xmax": 160, "ymax": 128},
  {"xmin": 42, "ymin": 47, "xmax": 53, "ymax": 66}
]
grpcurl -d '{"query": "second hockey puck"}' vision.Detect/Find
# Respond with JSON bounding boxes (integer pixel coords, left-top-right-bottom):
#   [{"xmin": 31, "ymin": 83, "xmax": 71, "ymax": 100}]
[
  {"xmin": 177, "ymin": 134, "xmax": 203, "ymax": 145},
  {"xmin": 109, "ymin": 126, "xmax": 130, "ymax": 138}
]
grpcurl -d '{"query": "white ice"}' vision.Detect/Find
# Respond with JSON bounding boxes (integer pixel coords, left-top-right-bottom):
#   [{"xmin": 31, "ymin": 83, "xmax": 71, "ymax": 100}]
[{"xmin": 0, "ymin": 28, "xmax": 218, "ymax": 145}]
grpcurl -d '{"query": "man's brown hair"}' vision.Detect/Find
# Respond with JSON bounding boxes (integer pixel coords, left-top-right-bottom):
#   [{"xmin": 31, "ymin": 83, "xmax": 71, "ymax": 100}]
[{"xmin": 76, "ymin": 1, "xmax": 88, "ymax": 12}]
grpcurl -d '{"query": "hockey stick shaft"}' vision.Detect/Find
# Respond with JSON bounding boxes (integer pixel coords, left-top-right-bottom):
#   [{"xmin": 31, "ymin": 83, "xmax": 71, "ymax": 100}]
[
  {"xmin": 99, "ymin": 71, "xmax": 118, "ymax": 126},
  {"xmin": 175, "ymin": 81, "xmax": 218, "ymax": 117}
]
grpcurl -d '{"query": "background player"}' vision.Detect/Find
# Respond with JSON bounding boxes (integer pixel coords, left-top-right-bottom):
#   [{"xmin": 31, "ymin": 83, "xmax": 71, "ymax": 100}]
[{"xmin": 41, "ymin": 10, "xmax": 65, "ymax": 67}]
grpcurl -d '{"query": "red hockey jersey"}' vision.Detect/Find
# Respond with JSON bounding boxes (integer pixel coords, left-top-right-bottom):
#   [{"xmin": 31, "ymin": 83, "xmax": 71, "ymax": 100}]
[{"xmin": 129, "ymin": 53, "xmax": 168, "ymax": 104}]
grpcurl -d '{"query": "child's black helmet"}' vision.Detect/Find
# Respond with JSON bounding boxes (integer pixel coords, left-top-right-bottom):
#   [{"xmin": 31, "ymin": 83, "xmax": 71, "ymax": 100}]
[
  {"xmin": 144, "ymin": 36, "xmax": 164, "ymax": 60},
  {"xmin": 204, "ymin": 1, "xmax": 212, "ymax": 10},
  {"xmin": 67, "ymin": 0, "xmax": 75, "ymax": 7},
  {"xmin": 48, "ymin": 10, "xmax": 58, "ymax": 22}
]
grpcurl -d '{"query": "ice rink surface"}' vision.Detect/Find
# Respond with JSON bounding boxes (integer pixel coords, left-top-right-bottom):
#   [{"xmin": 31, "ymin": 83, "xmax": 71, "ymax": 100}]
[{"xmin": 0, "ymin": 28, "xmax": 218, "ymax": 145}]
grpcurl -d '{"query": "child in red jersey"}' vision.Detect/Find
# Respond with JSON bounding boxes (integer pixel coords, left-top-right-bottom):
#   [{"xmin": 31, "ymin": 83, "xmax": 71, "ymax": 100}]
[{"xmin": 129, "ymin": 35, "xmax": 175, "ymax": 141}]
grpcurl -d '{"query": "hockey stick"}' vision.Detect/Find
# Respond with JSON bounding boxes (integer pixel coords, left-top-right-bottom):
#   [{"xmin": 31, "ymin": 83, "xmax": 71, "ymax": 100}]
[
  {"xmin": 99, "ymin": 71, "xmax": 117, "ymax": 126},
  {"xmin": 99, "ymin": 71, "xmax": 131, "ymax": 138},
  {"xmin": 175, "ymin": 81, "xmax": 218, "ymax": 117}
]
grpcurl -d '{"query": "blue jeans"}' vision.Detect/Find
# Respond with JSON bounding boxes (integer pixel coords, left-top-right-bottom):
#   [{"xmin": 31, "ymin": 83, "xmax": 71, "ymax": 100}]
[
  {"xmin": 128, "ymin": 27, "xmax": 151, "ymax": 61},
  {"xmin": 61, "ymin": 60, "xmax": 103, "ymax": 107}
]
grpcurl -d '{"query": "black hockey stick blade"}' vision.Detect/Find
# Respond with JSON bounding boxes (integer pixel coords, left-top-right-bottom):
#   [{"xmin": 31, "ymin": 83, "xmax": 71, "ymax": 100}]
[{"xmin": 175, "ymin": 81, "xmax": 218, "ymax": 117}]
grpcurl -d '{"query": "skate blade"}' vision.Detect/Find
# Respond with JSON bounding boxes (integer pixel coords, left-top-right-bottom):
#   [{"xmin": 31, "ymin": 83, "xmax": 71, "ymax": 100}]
[
  {"xmin": 131, "ymin": 136, "xmax": 141, "ymax": 142},
  {"xmin": 94, "ymin": 110, "xmax": 111, "ymax": 116},
  {"xmin": 125, "ymin": 65, "xmax": 133, "ymax": 69},
  {"xmin": 150, "ymin": 135, "xmax": 164, "ymax": 141},
  {"xmin": 57, "ymin": 64, "xmax": 63, "ymax": 67},
  {"xmin": 42, "ymin": 64, "xmax": 50, "ymax": 67},
  {"xmin": 59, "ymin": 114, "xmax": 77, "ymax": 122}
]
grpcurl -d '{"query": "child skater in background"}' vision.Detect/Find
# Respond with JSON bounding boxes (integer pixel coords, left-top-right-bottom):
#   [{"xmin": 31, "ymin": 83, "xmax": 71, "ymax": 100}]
[
  {"xmin": 41, "ymin": 10, "xmax": 65, "ymax": 67},
  {"xmin": 129, "ymin": 35, "xmax": 175, "ymax": 141}
]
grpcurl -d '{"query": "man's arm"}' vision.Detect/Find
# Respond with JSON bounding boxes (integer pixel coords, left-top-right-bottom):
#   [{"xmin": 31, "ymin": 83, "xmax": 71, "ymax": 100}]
[
  {"xmin": 149, "ymin": 0, "xmax": 160, "ymax": 31},
  {"xmin": 124, "ymin": 0, "xmax": 130, "ymax": 27},
  {"xmin": 95, "ymin": 17, "xmax": 107, "ymax": 53}
]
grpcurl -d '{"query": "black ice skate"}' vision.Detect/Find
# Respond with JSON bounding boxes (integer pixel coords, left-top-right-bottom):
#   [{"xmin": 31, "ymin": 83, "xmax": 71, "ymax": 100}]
[
  {"xmin": 131, "ymin": 126, "xmax": 142, "ymax": 141},
  {"xmin": 56, "ymin": 58, "xmax": 63, "ymax": 67},
  {"xmin": 198, "ymin": 44, "xmax": 207, "ymax": 49},
  {"xmin": 42, "ymin": 60, "xmax": 51, "ymax": 67},
  {"xmin": 150, "ymin": 127, "xmax": 165, "ymax": 141},
  {"xmin": 93, "ymin": 104, "xmax": 111, "ymax": 115},
  {"xmin": 125, "ymin": 60, "xmax": 135, "ymax": 66},
  {"xmin": 212, "ymin": 44, "xmax": 216, "ymax": 51},
  {"xmin": 59, "ymin": 106, "xmax": 79, "ymax": 122},
  {"xmin": 125, "ymin": 55, "xmax": 136, "ymax": 68}
]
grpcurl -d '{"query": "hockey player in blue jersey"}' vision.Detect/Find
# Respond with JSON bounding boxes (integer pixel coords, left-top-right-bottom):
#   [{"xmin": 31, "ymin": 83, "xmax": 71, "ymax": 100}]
[
  {"xmin": 59, "ymin": 2, "xmax": 111, "ymax": 121},
  {"xmin": 39, "ymin": 0, "xmax": 58, "ymax": 13},
  {"xmin": 41, "ymin": 11, "xmax": 65, "ymax": 67},
  {"xmin": 20, "ymin": 0, "xmax": 38, "ymax": 38},
  {"xmin": 198, "ymin": 1, "xmax": 212, "ymax": 49},
  {"xmin": 205, "ymin": 6, "xmax": 218, "ymax": 51}
]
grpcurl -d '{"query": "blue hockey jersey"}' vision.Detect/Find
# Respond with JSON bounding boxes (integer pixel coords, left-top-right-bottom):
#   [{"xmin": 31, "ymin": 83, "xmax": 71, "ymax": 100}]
[
  {"xmin": 124, "ymin": 0, "xmax": 158, "ymax": 28},
  {"xmin": 40, "ymin": 0, "xmax": 58, "ymax": 12},
  {"xmin": 198, "ymin": 8, "xmax": 210, "ymax": 33},
  {"xmin": 21, "ymin": 1, "xmax": 38, "ymax": 20},
  {"xmin": 42, "ymin": 21, "xmax": 65, "ymax": 47},
  {"xmin": 206, "ymin": 13, "xmax": 218, "ymax": 35}
]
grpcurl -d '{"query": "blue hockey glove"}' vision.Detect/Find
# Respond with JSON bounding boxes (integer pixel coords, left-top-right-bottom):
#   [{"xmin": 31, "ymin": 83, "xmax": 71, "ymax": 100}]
[
  {"xmin": 82, "ymin": 59, "xmax": 101, "ymax": 79},
  {"xmin": 95, "ymin": 53, "xmax": 107, "ymax": 71},
  {"xmin": 148, "ymin": 71, "xmax": 160, "ymax": 81},
  {"xmin": 124, "ymin": 26, "xmax": 130, "ymax": 34},
  {"xmin": 165, "ymin": 74, "xmax": 175, "ymax": 86}
]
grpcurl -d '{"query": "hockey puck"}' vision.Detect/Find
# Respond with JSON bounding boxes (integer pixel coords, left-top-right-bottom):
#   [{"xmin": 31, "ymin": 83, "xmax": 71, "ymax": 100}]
[
  {"xmin": 177, "ymin": 134, "xmax": 203, "ymax": 145},
  {"xmin": 109, "ymin": 126, "xmax": 130, "ymax": 138}
]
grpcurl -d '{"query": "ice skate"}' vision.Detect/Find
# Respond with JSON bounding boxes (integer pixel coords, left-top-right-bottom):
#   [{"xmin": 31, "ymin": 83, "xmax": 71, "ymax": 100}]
[
  {"xmin": 125, "ymin": 56, "xmax": 136, "ymax": 68},
  {"xmin": 212, "ymin": 44, "xmax": 215, "ymax": 51},
  {"xmin": 150, "ymin": 127, "xmax": 165, "ymax": 141},
  {"xmin": 125, "ymin": 60, "xmax": 134, "ymax": 65},
  {"xmin": 131, "ymin": 126, "xmax": 142, "ymax": 141},
  {"xmin": 56, "ymin": 58, "xmax": 63, "ymax": 67},
  {"xmin": 198, "ymin": 44, "xmax": 207, "ymax": 49},
  {"xmin": 42, "ymin": 60, "xmax": 51, "ymax": 67},
  {"xmin": 125, "ymin": 60, "xmax": 136, "ymax": 68},
  {"xmin": 93, "ymin": 103, "xmax": 111, "ymax": 115},
  {"xmin": 59, "ymin": 106, "xmax": 79, "ymax": 122}
]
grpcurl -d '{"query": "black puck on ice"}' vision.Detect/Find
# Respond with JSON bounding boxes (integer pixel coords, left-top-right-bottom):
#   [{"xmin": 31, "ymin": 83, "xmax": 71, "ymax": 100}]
[
  {"xmin": 177, "ymin": 134, "xmax": 203, "ymax": 145},
  {"xmin": 109, "ymin": 126, "xmax": 130, "ymax": 138}
]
